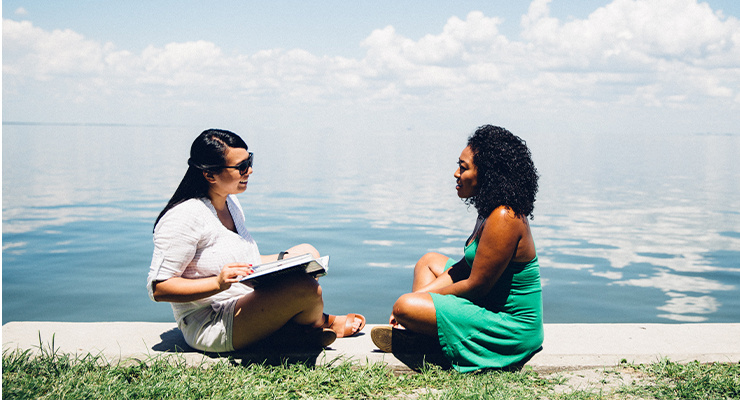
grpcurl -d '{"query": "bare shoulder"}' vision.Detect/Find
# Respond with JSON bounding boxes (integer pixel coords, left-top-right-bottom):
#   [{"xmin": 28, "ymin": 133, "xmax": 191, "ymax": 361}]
[
  {"xmin": 482, "ymin": 206, "xmax": 535, "ymax": 262},
  {"xmin": 478, "ymin": 206, "xmax": 527, "ymax": 243},
  {"xmin": 487, "ymin": 206, "xmax": 528, "ymax": 228}
]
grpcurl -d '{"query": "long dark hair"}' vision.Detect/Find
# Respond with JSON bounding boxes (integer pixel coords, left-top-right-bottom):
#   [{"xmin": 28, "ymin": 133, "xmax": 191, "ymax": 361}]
[
  {"xmin": 465, "ymin": 125, "xmax": 538, "ymax": 219},
  {"xmin": 154, "ymin": 129, "xmax": 248, "ymax": 231}
]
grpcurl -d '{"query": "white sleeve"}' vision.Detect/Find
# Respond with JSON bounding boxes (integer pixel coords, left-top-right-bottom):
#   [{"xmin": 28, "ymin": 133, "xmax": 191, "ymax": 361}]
[{"xmin": 147, "ymin": 203, "xmax": 203, "ymax": 300}]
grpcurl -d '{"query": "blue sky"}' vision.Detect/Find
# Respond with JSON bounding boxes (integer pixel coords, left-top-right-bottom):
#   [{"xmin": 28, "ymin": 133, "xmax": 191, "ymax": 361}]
[{"xmin": 3, "ymin": 0, "xmax": 740, "ymax": 136}]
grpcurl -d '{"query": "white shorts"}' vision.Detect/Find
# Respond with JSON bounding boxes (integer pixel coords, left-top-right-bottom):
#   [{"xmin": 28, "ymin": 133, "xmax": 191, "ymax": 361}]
[{"xmin": 178, "ymin": 298, "xmax": 238, "ymax": 353}]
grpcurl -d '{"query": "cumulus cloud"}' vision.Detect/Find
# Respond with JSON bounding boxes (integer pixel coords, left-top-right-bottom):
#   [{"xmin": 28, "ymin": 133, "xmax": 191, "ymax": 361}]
[
  {"xmin": 2, "ymin": 20, "xmax": 115, "ymax": 78},
  {"xmin": 523, "ymin": 0, "xmax": 738, "ymax": 64},
  {"xmin": 2, "ymin": 0, "xmax": 739, "ymax": 126}
]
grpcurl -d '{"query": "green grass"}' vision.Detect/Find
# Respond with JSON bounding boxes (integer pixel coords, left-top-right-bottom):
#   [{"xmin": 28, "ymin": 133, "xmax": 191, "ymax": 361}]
[
  {"xmin": 619, "ymin": 359, "xmax": 740, "ymax": 400},
  {"xmin": 3, "ymin": 345, "xmax": 739, "ymax": 399}
]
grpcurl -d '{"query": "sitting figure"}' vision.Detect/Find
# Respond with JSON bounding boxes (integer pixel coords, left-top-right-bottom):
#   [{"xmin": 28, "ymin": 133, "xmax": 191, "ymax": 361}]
[
  {"xmin": 372, "ymin": 125, "xmax": 543, "ymax": 372},
  {"xmin": 148, "ymin": 129, "xmax": 364, "ymax": 353}
]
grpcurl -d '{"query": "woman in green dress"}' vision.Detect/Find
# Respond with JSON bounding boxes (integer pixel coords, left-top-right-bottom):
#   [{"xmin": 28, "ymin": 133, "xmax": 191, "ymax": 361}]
[{"xmin": 371, "ymin": 125, "xmax": 543, "ymax": 372}]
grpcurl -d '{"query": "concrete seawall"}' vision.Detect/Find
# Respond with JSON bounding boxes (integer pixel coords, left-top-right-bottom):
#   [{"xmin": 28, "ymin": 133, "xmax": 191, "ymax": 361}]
[{"xmin": 3, "ymin": 322, "xmax": 739, "ymax": 372}]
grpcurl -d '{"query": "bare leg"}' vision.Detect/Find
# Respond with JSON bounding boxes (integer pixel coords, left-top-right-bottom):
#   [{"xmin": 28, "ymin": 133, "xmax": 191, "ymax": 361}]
[
  {"xmin": 412, "ymin": 252, "xmax": 450, "ymax": 291},
  {"xmin": 231, "ymin": 270, "xmax": 363, "ymax": 349},
  {"xmin": 261, "ymin": 243, "xmax": 321, "ymax": 264},
  {"xmin": 281, "ymin": 243, "xmax": 362, "ymax": 334},
  {"xmin": 379, "ymin": 255, "xmax": 470, "ymax": 344},
  {"xmin": 387, "ymin": 252, "xmax": 451, "ymax": 326},
  {"xmin": 392, "ymin": 292, "xmax": 438, "ymax": 336},
  {"xmin": 231, "ymin": 273, "xmax": 325, "ymax": 350},
  {"xmin": 284, "ymin": 243, "xmax": 320, "ymax": 259}
]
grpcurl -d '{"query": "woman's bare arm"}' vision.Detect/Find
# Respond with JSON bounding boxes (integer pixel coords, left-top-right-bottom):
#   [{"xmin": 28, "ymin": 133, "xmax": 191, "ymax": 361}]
[
  {"xmin": 152, "ymin": 263, "xmax": 253, "ymax": 302},
  {"xmin": 431, "ymin": 207, "xmax": 527, "ymax": 301}
]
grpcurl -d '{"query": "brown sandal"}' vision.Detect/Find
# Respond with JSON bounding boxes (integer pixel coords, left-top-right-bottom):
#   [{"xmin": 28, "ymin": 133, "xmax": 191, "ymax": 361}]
[{"xmin": 323, "ymin": 313, "xmax": 366, "ymax": 338}]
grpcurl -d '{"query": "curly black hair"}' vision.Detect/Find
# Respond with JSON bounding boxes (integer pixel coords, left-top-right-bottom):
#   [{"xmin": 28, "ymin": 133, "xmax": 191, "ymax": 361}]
[{"xmin": 465, "ymin": 125, "xmax": 539, "ymax": 219}]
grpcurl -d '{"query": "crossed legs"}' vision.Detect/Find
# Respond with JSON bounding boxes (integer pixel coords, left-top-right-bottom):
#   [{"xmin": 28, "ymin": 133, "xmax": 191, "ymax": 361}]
[
  {"xmin": 231, "ymin": 273, "xmax": 326, "ymax": 349},
  {"xmin": 231, "ymin": 244, "xmax": 362, "ymax": 350},
  {"xmin": 391, "ymin": 252, "xmax": 453, "ymax": 337}
]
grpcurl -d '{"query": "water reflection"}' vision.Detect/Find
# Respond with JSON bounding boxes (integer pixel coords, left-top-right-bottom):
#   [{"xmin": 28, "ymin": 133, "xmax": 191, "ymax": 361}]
[
  {"xmin": 658, "ymin": 293, "xmax": 721, "ymax": 322},
  {"xmin": 2, "ymin": 124, "xmax": 739, "ymax": 323},
  {"xmin": 530, "ymin": 132, "xmax": 740, "ymax": 322}
]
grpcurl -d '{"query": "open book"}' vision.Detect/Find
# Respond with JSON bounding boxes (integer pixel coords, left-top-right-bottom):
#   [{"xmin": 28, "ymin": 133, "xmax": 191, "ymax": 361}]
[{"xmin": 240, "ymin": 253, "xmax": 329, "ymax": 288}]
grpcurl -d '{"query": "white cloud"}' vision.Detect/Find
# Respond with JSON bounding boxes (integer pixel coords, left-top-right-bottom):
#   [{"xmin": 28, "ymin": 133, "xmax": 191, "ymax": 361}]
[
  {"xmin": 522, "ymin": 0, "xmax": 739, "ymax": 66},
  {"xmin": 518, "ymin": 0, "xmax": 740, "ymax": 110},
  {"xmin": 14, "ymin": 7, "xmax": 28, "ymax": 15},
  {"xmin": 3, "ymin": 20, "xmax": 111, "ymax": 77},
  {"xmin": 2, "ymin": 0, "xmax": 739, "ymax": 128}
]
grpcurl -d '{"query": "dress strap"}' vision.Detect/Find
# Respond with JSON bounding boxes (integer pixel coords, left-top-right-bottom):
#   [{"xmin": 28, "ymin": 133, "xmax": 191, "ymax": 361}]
[{"xmin": 466, "ymin": 215, "xmax": 486, "ymax": 246}]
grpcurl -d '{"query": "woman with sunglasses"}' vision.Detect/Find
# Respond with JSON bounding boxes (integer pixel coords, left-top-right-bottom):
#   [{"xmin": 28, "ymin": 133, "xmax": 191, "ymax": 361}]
[
  {"xmin": 147, "ymin": 129, "xmax": 365, "ymax": 353},
  {"xmin": 371, "ymin": 125, "xmax": 543, "ymax": 372}
]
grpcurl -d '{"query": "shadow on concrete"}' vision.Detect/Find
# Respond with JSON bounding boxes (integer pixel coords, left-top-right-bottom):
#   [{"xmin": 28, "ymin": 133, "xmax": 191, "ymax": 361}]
[
  {"xmin": 151, "ymin": 328, "xmax": 196, "ymax": 353},
  {"xmin": 151, "ymin": 324, "xmax": 326, "ymax": 367}
]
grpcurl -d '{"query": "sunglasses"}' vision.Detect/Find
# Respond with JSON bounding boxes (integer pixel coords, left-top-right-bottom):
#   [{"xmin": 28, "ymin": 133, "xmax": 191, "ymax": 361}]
[{"xmin": 221, "ymin": 152, "xmax": 254, "ymax": 174}]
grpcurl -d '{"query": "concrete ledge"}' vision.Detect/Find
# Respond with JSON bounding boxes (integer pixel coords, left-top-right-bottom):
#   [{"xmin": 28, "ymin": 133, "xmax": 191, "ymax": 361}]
[{"xmin": 3, "ymin": 322, "xmax": 739, "ymax": 372}]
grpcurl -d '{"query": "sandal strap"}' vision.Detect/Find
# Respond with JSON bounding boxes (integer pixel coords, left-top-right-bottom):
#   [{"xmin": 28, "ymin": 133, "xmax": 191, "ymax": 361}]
[
  {"xmin": 323, "ymin": 312, "xmax": 365, "ymax": 338},
  {"xmin": 340, "ymin": 313, "xmax": 357, "ymax": 338}
]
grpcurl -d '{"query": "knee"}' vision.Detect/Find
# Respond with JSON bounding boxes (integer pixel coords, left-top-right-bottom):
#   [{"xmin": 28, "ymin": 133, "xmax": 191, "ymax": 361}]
[
  {"xmin": 283, "ymin": 273, "xmax": 322, "ymax": 301},
  {"xmin": 290, "ymin": 243, "xmax": 320, "ymax": 259},
  {"xmin": 417, "ymin": 252, "xmax": 437, "ymax": 264},
  {"xmin": 392, "ymin": 293, "xmax": 426, "ymax": 322},
  {"xmin": 415, "ymin": 252, "xmax": 442, "ymax": 269}
]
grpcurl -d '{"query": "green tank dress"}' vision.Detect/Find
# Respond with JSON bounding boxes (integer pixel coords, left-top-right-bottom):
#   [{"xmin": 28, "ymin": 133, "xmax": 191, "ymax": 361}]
[{"xmin": 429, "ymin": 236, "xmax": 544, "ymax": 372}]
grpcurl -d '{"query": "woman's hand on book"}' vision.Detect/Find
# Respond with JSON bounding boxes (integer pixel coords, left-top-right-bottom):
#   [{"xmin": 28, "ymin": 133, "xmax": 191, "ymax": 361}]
[{"xmin": 217, "ymin": 263, "xmax": 254, "ymax": 290}]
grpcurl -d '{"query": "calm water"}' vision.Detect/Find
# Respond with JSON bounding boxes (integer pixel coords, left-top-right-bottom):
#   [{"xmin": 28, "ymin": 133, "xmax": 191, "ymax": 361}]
[{"xmin": 3, "ymin": 124, "xmax": 739, "ymax": 324}]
